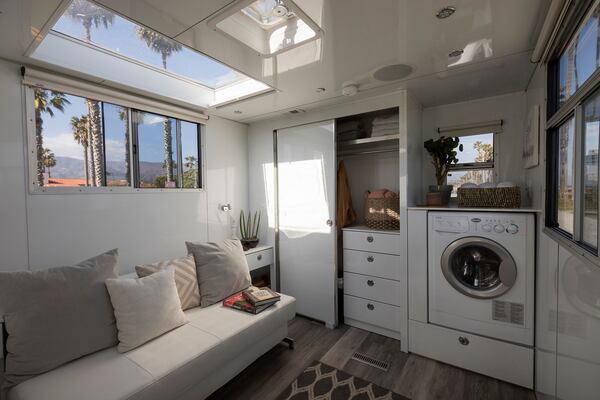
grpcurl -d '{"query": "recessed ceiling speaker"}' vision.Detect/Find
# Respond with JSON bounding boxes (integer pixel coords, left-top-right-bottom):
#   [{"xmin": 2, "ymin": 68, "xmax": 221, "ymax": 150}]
[{"xmin": 372, "ymin": 64, "xmax": 413, "ymax": 82}]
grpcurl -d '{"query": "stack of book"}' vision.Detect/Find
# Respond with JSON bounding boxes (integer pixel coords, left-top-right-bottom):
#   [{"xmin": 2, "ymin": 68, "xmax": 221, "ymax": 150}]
[{"xmin": 223, "ymin": 286, "xmax": 281, "ymax": 314}]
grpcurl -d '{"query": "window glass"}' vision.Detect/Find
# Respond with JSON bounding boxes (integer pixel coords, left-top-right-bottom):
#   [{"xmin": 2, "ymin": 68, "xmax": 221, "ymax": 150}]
[
  {"xmin": 33, "ymin": 89, "xmax": 109, "ymax": 187},
  {"xmin": 102, "ymin": 103, "xmax": 130, "ymax": 186},
  {"xmin": 181, "ymin": 121, "xmax": 200, "ymax": 189},
  {"xmin": 447, "ymin": 169, "xmax": 494, "ymax": 197},
  {"xmin": 558, "ymin": 4, "xmax": 600, "ymax": 106},
  {"xmin": 135, "ymin": 111, "xmax": 179, "ymax": 189},
  {"xmin": 557, "ymin": 118, "xmax": 576, "ymax": 234},
  {"xmin": 454, "ymin": 133, "xmax": 494, "ymax": 164},
  {"xmin": 583, "ymin": 94, "xmax": 600, "ymax": 247}
]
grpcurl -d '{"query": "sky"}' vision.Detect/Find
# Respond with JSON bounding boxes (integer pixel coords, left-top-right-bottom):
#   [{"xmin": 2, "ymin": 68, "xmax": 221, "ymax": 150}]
[
  {"xmin": 52, "ymin": 0, "xmax": 241, "ymax": 89},
  {"xmin": 455, "ymin": 133, "xmax": 493, "ymax": 164}
]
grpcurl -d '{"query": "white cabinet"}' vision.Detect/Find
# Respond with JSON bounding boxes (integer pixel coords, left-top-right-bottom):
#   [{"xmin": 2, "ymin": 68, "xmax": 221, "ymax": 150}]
[{"xmin": 342, "ymin": 226, "xmax": 402, "ymax": 340}]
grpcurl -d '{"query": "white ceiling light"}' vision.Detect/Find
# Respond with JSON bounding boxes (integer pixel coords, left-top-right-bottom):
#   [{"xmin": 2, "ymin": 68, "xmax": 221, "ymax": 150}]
[
  {"xmin": 436, "ymin": 6, "xmax": 456, "ymax": 19},
  {"xmin": 208, "ymin": 0, "xmax": 322, "ymax": 57}
]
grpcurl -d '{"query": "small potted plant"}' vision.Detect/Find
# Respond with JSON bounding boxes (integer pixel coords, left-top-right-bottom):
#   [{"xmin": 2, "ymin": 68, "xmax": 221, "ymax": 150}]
[
  {"xmin": 239, "ymin": 210, "xmax": 261, "ymax": 251},
  {"xmin": 424, "ymin": 136, "xmax": 463, "ymax": 206}
]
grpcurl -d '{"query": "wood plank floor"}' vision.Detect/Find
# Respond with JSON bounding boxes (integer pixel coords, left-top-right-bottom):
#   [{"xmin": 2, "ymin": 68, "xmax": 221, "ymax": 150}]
[{"xmin": 208, "ymin": 317, "xmax": 536, "ymax": 400}]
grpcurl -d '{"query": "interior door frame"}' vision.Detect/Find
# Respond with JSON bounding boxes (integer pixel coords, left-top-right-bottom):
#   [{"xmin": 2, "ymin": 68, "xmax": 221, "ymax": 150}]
[{"xmin": 273, "ymin": 119, "xmax": 338, "ymax": 328}]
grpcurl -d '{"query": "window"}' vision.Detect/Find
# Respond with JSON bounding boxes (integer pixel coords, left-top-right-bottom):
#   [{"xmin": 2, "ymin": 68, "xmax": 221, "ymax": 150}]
[
  {"xmin": 31, "ymin": 88, "xmax": 202, "ymax": 191},
  {"xmin": 447, "ymin": 132, "xmax": 495, "ymax": 196},
  {"xmin": 547, "ymin": 0, "xmax": 600, "ymax": 255}
]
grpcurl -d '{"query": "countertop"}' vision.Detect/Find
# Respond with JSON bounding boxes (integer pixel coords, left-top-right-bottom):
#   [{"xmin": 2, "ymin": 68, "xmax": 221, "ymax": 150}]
[{"xmin": 407, "ymin": 205, "xmax": 542, "ymax": 213}]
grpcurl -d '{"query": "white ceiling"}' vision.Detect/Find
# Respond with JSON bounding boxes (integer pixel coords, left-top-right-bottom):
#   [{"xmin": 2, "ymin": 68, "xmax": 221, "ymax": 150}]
[{"xmin": 0, "ymin": 0, "xmax": 549, "ymax": 122}]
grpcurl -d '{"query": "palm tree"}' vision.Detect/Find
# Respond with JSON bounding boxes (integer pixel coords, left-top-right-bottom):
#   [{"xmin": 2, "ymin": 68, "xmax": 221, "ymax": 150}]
[
  {"xmin": 71, "ymin": 115, "xmax": 91, "ymax": 186},
  {"xmin": 34, "ymin": 90, "xmax": 70, "ymax": 186},
  {"xmin": 136, "ymin": 27, "xmax": 183, "ymax": 69},
  {"xmin": 66, "ymin": 0, "xmax": 114, "ymax": 187},
  {"xmin": 118, "ymin": 108, "xmax": 131, "ymax": 184},
  {"xmin": 184, "ymin": 155, "xmax": 198, "ymax": 188},
  {"xmin": 41, "ymin": 148, "xmax": 56, "ymax": 179}
]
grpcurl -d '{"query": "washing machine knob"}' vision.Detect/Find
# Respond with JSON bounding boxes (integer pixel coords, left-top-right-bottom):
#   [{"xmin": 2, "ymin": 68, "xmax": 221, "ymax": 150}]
[
  {"xmin": 507, "ymin": 223, "xmax": 519, "ymax": 234},
  {"xmin": 482, "ymin": 224, "xmax": 492, "ymax": 233},
  {"xmin": 494, "ymin": 224, "xmax": 505, "ymax": 233}
]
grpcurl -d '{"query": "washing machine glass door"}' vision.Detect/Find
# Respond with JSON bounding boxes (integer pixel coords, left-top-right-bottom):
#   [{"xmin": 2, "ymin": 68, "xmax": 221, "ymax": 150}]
[{"xmin": 441, "ymin": 237, "xmax": 517, "ymax": 299}]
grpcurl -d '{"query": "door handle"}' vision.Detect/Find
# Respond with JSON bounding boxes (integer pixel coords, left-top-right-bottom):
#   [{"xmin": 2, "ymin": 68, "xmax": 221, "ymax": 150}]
[
  {"xmin": 326, "ymin": 219, "xmax": 333, "ymax": 226},
  {"xmin": 366, "ymin": 236, "xmax": 374, "ymax": 243},
  {"xmin": 257, "ymin": 254, "xmax": 263, "ymax": 261},
  {"xmin": 367, "ymin": 280, "xmax": 374, "ymax": 287},
  {"xmin": 458, "ymin": 336, "xmax": 470, "ymax": 346},
  {"xmin": 367, "ymin": 303, "xmax": 375, "ymax": 311},
  {"xmin": 367, "ymin": 256, "xmax": 374, "ymax": 263}
]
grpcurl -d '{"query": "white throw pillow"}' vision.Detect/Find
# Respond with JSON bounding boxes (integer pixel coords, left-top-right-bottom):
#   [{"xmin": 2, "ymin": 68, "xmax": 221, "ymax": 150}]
[{"xmin": 105, "ymin": 267, "xmax": 188, "ymax": 353}]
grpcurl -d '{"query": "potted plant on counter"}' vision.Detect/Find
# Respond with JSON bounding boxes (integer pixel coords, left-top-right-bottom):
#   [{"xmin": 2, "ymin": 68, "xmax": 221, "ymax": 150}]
[
  {"xmin": 239, "ymin": 210, "xmax": 261, "ymax": 251},
  {"xmin": 424, "ymin": 136, "xmax": 463, "ymax": 206}
]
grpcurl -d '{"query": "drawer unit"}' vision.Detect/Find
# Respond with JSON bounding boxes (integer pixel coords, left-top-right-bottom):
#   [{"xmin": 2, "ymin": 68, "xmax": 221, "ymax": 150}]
[
  {"xmin": 245, "ymin": 247, "xmax": 274, "ymax": 271},
  {"xmin": 343, "ymin": 249, "xmax": 400, "ymax": 281},
  {"xmin": 344, "ymin": 294, "xmax": 401, "ymax": 333},
  {"xmin": 409, "ymin": 320, "xmax": 534, "ymax": 389},
  {"xmin": 342, "ymin": 230, "xmax": 401, "ymax": 255},
  {"xmin": 343, "ymin": 272, "xmax": 401, "ymax": 306}
]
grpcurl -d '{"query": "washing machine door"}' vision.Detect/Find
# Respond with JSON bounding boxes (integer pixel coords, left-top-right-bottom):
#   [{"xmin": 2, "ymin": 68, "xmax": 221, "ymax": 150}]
[{"xmin": 441, "ymin": 237, "xmax": 517, "ymax": 299}]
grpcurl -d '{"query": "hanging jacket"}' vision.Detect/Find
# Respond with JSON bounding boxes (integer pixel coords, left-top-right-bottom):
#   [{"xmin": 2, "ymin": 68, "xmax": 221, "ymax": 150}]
[{"xmin": 337, "ymin": 160, "xmax": 357, "ymax": 229}]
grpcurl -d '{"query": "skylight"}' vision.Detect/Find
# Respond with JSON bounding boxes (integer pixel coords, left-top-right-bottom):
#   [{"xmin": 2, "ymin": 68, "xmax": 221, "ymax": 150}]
[
  {"xmin": 30, "ymin": 0, "xmax": 271, "ymax": 107},
  {"xmin": 209, "ymin": 0, "xmax": 322, "ymax": 56}
]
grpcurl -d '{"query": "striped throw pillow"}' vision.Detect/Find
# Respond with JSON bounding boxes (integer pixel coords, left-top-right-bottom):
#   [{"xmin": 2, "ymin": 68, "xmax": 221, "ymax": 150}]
[{"xmin": 135, "ymin": 254, "xmax": 200, "ymax": 310}]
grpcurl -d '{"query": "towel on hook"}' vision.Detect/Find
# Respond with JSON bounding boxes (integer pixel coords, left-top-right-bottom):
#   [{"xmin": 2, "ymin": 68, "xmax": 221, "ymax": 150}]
[{"xmin": 337, "ymin": 161, "xmax": 357, "ymax": 229}]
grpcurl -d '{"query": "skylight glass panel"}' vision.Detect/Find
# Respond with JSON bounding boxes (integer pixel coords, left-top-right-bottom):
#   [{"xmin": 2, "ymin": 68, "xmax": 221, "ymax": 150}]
[
  {"xmin": 51, "ymin": 0, "xmax": 247, "ymax": 89},
  {"xmin": 242, "ymin": 0, "xmax": 289, "ymax": 28}
]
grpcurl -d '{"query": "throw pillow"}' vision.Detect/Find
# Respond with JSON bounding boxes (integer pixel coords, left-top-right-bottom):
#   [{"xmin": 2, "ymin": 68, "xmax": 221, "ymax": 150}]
[
  {"xmin": 135, "ymin": 254, "xmax": 200, "ymax": 310},
  {"xmin": 185, "ymin": 239, "xmax": 251, "ymax": 307},
  {"xmin": 105, "ymin": 267, "xmax": 188, "ymax": 353},
  {"xmin": 0, "ymin": 249, "xmax": 119, "ymax": 388}
]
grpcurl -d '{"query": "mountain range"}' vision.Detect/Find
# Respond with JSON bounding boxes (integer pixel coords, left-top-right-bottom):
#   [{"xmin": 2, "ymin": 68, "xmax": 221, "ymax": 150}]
[{"xmin": 50, "ymin": 156, "xmax": 165, "ymax": 183}]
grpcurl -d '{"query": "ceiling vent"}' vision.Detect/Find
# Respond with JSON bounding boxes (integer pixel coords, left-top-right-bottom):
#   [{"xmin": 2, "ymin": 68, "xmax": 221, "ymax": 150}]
[{"xmin": 373, "ymin": 64, "xmax": 413, "ymax": 82}]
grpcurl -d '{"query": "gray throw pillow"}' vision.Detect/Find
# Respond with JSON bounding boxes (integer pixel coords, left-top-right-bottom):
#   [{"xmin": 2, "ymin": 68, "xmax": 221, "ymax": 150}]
[
  {"xmin": 186, "ymin": 239, "xmax": 251, "ymax": 307},
  {"xmin": 106, "ymin": 267, "xmax": 188, "ymax": 353},
  {"xmin": 0, "ymin": 249, "xmax": 119, "ymax": 388},
  {"xmin": 135, "ymin": 254, "xmax": 200, "ymax": 310}
]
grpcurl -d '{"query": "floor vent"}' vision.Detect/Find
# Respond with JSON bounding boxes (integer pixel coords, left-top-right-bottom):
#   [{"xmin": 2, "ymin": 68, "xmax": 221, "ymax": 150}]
[{"xmin": 351, "ymin": 352, "xmax": 389, "ymax": 371}]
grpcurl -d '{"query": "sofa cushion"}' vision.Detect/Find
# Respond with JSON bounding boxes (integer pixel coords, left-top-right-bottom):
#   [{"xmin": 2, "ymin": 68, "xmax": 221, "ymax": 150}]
[
  {"xmin": 135, "ymin": 254, "xmax": 200, "ymax": 310},
  {"xmin": 186, "ymin": 240, "xmax": 251, "ymax": 307},
  {"xmin": 106, "ymin": 268, "xmax": 189, "ymax": 353},
  {"xmin": 7, "ymin": 294, "xmax": 296, "ymax": 400},
  {"xmin": 0, "ymin": 249, "xmax": 119, "ymax": 388}
]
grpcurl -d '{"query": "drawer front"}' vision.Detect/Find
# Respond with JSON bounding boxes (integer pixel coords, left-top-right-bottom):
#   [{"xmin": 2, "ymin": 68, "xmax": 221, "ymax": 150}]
[
  {"xmin": 344, "ymin": 295, "xmax": 401, "ymax": 333},
  {"xmin": 343, "ymin": 272, "xmax": 401, "ymax": 306},
  {"xmin": 245, "ymin": 248, "xmax": 274, "ymax": 271},
  {"xmin": 409, "ymin": 320, "xmax": 534, "ymax": 388},
  {"xmin": 343, "ymin": 230, "xmax": 401, "ymax": 255},
  {"xmin": 343, "ymin": 249, "xmax": 400, "ymax": 281}
]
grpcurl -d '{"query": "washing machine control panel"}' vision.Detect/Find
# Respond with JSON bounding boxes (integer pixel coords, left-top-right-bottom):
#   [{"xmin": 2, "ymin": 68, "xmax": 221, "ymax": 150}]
[{"xmin": 433, "ymin": 215, "xmax": 523, "ymax": 235}]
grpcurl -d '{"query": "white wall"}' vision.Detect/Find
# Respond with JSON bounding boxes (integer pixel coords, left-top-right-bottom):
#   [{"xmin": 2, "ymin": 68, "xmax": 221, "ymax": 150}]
[
  {"xmin": 421, "ymin": 92, "xmax": 529, "ymax": 201},
  {"xmin": 0, "ymin": 58, "xmax": 248, "ymax": 273}
]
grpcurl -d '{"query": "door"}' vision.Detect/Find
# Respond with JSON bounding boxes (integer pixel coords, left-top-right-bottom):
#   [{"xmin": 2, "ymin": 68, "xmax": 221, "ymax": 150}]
[
  {"xmin": 440, "ymin": 237, "xmax": 517, "ymax": 299},
  {"xmin": 276, "ymin": 120, "xmax": 337, "ymax": 327}
]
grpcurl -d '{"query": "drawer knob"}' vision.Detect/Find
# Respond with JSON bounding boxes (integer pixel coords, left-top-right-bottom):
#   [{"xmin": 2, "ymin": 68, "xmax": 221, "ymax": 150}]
[
  {"xmin": 367, "ymin": 303, "xmax": 375, "ymax": 311},
  {"xmin": 367, "ymin": 280, "xmax": 374, "ymax": 287},
  {"xmin": 366, "ymin": 236, "xmax": 374, "ymax": 243},
  {"xmin": 257, "ymin": 254, "xmax": 262, "ymax": 261},
  {"xmin": 367, "ymin": 256, "xmax": 374, "ymax": 263},
  {"xmin": 458, "ymin": 336, "xmax": 470, "ymax": 346}
]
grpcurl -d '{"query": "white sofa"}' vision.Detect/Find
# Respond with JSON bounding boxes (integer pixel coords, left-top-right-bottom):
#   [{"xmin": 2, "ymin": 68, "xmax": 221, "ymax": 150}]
[{"xmin": 1, "ymin": 294, "xmax": 296, "ymax": 400}]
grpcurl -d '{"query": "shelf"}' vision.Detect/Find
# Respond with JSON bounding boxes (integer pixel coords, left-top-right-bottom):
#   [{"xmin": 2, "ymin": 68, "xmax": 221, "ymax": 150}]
[{"xmin": 338, "ymin": 134, "xmax": 399, "ymax": 146}]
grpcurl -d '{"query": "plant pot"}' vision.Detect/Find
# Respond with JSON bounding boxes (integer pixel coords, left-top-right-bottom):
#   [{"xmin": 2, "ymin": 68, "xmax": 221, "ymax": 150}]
[
  {"xmin": 428, "ymin": 185, "xmax": 453, "ymax": 206},
  {"xmin": 241, "ymin": 238, "xmax": 259, "ymax": 251}
]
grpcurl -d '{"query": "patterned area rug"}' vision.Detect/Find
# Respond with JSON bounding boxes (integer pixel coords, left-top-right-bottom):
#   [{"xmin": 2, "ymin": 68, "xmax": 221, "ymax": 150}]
[{"xmin": 276, "ymin": 361, "xmax": 409, "ymax": 400}]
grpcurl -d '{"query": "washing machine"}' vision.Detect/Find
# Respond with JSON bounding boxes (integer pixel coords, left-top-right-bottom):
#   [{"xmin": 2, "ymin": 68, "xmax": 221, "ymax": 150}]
[{"xmin": 428, "ymin": 212, "xmax": 535, "ymax": 346}]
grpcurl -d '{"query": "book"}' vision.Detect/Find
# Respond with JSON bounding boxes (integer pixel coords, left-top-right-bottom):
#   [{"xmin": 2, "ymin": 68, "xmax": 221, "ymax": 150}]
[
  {"xmin": 243, "ymin": 286, "xmax": 281, "ymax": 306},
  {"xmin": 222, "ymin": 292, "xmax": 275, "ymax": 314}
]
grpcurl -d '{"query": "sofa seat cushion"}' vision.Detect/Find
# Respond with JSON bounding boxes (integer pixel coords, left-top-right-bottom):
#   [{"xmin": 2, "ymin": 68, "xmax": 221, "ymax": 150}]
[{"xmin": 8, "ymin": 294, "xmax": 296, "ymax": 400}]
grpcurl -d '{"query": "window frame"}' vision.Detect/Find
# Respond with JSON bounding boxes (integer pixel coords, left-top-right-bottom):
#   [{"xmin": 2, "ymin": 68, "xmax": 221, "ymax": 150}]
[
  {"xmin": 25, "ymin": 86, "xmax": 206, "ymax": 195},
  {"xmin": 546, "ymin": 0, "xmax": 600, "ymax": 258},
  {"xmin": 446, "ymin": 131, "xmax": 498, "ymax": 186}
]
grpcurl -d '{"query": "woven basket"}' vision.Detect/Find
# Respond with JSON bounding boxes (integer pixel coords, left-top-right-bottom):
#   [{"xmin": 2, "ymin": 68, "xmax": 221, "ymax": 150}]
[
  {"xmin": 457, "ymin": 187, "xmax": 521, "ymax": 208},
  {"xmin": 364, "ymin": 197, "xmax": 400, "ymax": 230}
]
